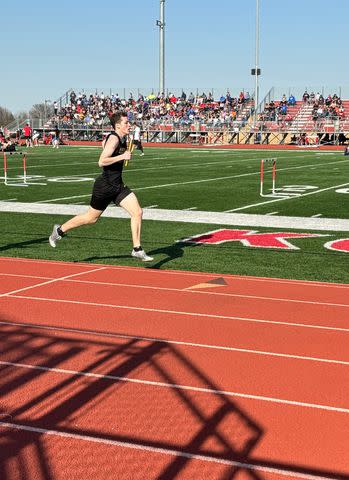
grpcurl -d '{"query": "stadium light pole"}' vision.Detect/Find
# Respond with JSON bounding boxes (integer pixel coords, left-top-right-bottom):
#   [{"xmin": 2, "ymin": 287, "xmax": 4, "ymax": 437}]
[
  {"xmin": 253, "ymin": 0, "xmax": 261, "ymax": 126},
  {"xmin": 156, "ymin": 0, "xmax": 165, "ymax": 95}
]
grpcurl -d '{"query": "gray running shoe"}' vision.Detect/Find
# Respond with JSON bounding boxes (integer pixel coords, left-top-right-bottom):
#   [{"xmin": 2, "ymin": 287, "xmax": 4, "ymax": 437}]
[
  {"xmin": 131, "ymin": 249, "xmax": 153, "ymax": 262},
  {"xmin": 49, "ymin": 224, "xmax": 62, "ymax": 248}
]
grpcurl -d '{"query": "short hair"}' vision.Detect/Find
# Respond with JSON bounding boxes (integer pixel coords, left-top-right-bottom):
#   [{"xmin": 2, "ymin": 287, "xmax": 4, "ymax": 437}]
[{"xmin": 109, "ymin": 111, "xmax": 127, "ymax": 128}]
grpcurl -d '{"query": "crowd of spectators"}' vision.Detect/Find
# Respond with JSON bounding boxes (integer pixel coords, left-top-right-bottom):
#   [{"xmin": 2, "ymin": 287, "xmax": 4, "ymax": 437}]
[
  {"xmin": 301, "ymin": 91, "xmax": 345, "ymax": 121},
  {"xmin": 50, "ymin": 90, "xmax": 253, "ymax": 130},
  {"xmin": 258, "ymin": 94, "xmax": 296, "ymax": 124},
  {"xmin": 0, "ymin": 127, "xmax": 16, "ymax": 151},
  {"xmin": 258, "ymin": 90, "xmax": 346, "ymax": 128}
]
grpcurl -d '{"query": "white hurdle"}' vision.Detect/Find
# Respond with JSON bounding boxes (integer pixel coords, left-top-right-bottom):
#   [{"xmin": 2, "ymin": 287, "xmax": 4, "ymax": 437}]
[
  {"xmin": 260, "ymin": 158, "xmax": 277, "ymax": 197},
  {"xmin": 3, "ymin": 152, "xmax": 28, "ymax": 187}
]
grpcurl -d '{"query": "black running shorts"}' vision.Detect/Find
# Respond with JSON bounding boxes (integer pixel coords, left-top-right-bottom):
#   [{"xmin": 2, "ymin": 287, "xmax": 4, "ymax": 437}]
[{"xmin": 90, "ymin": 176, "xmax": 132, "ymax": 211}]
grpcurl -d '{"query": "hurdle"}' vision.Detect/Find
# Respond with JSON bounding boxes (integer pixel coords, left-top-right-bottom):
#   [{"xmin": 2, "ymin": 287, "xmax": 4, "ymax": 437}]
[
  {"xmin": 260, "ymin": 158, "xmax": 277, "ymax": 197},
  {"xmin": 3, "ymin": 152, "xmax": 28, "ymax": 187}
]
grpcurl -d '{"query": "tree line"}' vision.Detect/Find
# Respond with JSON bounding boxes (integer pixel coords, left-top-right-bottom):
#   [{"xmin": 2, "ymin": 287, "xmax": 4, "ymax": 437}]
[{"xmin": 0, "ymin": 103, "xmax": 54, "ymax": 127}]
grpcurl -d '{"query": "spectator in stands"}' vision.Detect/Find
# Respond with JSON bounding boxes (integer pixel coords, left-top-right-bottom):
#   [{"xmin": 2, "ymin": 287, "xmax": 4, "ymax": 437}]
[
  {"xmin": 302, "ymin": 90, "xmax": 310, "ymax": 103},
  {"xmin": 288, "ymin": 94, "xmax": 296, "ymax": 106},
  {"xmin": 344, "ymin": 145, "xmax": 349, "ymax": 155}
]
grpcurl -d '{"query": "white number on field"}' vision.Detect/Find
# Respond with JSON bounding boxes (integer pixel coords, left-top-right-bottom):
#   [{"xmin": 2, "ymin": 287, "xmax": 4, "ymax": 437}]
[
  {"xmin": 48, "ymin": 177, "xmax": 94, "ymax": 182},
  {"xmin": 336, "ymin": 188, "xmax": 349, "ymax": 194}
]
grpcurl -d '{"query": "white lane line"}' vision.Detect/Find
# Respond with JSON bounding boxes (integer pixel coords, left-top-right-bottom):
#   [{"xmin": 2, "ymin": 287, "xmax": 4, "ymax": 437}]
[
  {"xmin": 0, "ymin": 422, "xmax": 339, "ymax": 480},
  {"xmin": 0, "ymin": 267, "xmax": 107, "ymax": 298},
  {"xmin": 1, "ymin": 256, "xmax": 348, "ymax": 288},
  {"xmin": 0, "ymin": 273, "xmax": 51, "ymax": 280},
  {"xmin": 1, "ymin": 319, "xmax": 347, "ymax": 366},
  {"xmin": 182, "ymin": 207, "xmax": 198, "ymax": 211},
  {"xmin": 0, "ymin": 256, "xmax": 348, "ymax": 287},
  {"xmin": 265, "ymin": 212, "xmax": 279, "ymax": 215},
  {"xmin": 8, "ymin": 295, "xmax": 349, "ymax": 333},
  {"xmin": 144, "ymin": 205, "xmax": 158, "ymax": 209},
  {"xmin": 311, "ymin": 214, "xmax": 323, "ymax": 218},
  {"xmin": 2, "ymin": 273, "xmax": 348, "ymax": 307},
  {"xmin": 65, "ymin": 278, "xmax": 349, "ymax": 308},
  {"xmin": 1, "ymin": 361, "xmax": 348, "ymax": 413},
  {"xmin": 0, "ymin": 267, "xmax": 349, "ymax": 308}
]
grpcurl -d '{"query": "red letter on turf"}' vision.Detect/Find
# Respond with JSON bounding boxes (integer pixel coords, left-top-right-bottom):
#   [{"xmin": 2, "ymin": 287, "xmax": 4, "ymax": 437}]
[{"xmin": 183, "ymin": 229, "xmax": 325, "ymax": 250}]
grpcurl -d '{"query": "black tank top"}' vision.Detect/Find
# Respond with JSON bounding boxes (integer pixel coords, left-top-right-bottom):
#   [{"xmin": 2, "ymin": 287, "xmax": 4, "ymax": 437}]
[{"xmin": 101, "ymin": 131, "xmax": 127, "ymax": 185}]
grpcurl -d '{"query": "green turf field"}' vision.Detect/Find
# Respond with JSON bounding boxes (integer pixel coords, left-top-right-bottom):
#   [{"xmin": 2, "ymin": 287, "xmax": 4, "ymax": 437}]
[{"xmin": 0, "ymin": 146, "xmax": 348, "ymax": 283}]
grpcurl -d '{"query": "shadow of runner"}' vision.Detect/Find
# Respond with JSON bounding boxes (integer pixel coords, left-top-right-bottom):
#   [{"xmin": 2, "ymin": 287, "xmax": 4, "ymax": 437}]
[
  {"xmin": 83, "ymin": 241, "xmax": 200, "ymax": 269},
  {"xmin": 0, "ymin": 237, "xmax": 48, "ymax": 252}
]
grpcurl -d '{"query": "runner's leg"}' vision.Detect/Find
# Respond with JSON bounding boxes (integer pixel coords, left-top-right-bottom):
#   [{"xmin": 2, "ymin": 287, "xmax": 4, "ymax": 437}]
[{"xmin": 119, "ymin": 193, "xmax": 142, "ymax": 247}]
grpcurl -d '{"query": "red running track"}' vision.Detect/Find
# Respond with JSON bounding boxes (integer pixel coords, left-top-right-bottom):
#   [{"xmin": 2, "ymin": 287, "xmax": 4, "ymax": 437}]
[{"xmin": 0, "ymin": 257, "xmax": 348, "ymax": 480}]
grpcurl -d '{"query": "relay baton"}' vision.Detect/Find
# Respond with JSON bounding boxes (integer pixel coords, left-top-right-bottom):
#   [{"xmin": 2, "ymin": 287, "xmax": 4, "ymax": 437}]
[{"xmin": 125, "ymin": 136, "xmax": 134, "ymax": 167}]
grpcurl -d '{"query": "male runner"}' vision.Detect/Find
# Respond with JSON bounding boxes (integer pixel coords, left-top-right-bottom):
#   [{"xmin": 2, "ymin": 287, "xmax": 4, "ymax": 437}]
[{"xmin": 49, "ymin": 111, "xmax": 153, "ymax": 261}]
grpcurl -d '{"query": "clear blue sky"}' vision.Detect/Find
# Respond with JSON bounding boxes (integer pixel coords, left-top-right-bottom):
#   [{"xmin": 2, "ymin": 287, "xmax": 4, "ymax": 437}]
[{"xmin": 1, "ymin": 0, "xmax": 348, "ymax": 113}]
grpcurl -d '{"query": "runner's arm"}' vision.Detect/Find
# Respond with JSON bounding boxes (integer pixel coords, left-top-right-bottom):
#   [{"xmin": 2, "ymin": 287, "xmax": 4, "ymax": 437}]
[{"xmin": 98, "ymin": 136, "xmax": 131, "ymax": 167}]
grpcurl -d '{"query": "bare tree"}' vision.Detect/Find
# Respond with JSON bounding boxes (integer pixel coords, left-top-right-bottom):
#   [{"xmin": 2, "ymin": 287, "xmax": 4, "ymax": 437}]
[
  {"xmin": 29, "ymin": 103, "xmax": 53, "ymax": 121},
  {"xmin": 0, "ymin": 106, "xmax": 15, "ymax": 126}
]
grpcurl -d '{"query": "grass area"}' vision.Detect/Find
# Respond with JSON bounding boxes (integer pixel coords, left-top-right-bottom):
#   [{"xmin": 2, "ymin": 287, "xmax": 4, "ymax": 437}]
[
  {"xmin": 0, "ymin": 146, "xmax": 348, "ymax": 283},
  {"xmin": 1, "ymin": 146, "xmax": 349, "ymax": 216},
  {"xmin": 0, "ymin": 212, "xmax": 348, "ymax": 284}
]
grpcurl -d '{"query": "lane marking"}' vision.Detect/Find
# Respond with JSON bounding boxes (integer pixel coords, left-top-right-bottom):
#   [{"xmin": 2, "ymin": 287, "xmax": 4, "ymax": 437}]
[
  {"xmin": 7, "ymin": 294, "xmax": 349, "ymax": 333},
  {"xmin": 2, "ymin": 272, "xmax": 347, "ymax": 308},
  {"xmin": 0, "ymin": 318, "xmax": 348, "ymax": 365},
  {"xmin": 1, "ymin": 361, "xmax": 348, "ymax": 413},
  {"xmin": 0, "ymin": 422, "xmax": 340, "ymax": 480},
  {"xmin": 1, "ymin": 256, "xmax": 348, "ymax": 288},
  {"xmin": 0, "ymin": 267, "xmax": 107, "ymax": 298}
]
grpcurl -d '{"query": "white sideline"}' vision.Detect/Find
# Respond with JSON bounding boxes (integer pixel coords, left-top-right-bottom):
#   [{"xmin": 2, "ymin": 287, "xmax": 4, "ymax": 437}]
[{"xmin": 0, "ymin": 201, "xmax": 349, "ymax": 231}]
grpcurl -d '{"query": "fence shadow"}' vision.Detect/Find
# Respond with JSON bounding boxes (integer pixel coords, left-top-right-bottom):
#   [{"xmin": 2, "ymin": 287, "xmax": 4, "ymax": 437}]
[{"xmin": 0, "ymin": 319, "xmax": 347, "ymax": 479}]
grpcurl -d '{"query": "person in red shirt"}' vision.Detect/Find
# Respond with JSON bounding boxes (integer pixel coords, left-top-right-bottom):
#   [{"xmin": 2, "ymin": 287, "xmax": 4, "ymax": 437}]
[{"xmin": 23, "ymin": 124, "xmax": 33, "ymax": 147}]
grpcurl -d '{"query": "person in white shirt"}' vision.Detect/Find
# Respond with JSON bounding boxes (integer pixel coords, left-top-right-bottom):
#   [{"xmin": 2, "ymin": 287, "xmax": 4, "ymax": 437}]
[{"xmin": 133, "ymin": 123, "xmax": 144, "ymax": 156}]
